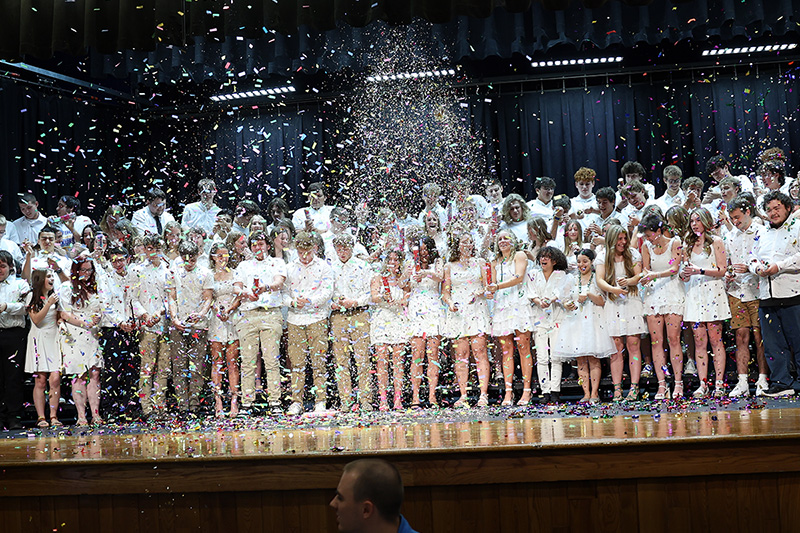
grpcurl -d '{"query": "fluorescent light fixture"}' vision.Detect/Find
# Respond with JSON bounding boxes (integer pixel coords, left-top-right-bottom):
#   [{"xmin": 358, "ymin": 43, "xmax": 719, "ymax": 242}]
[
  {"xmin": 530, "ymin": 56, "xmax": 623, "ymax": 68},
  {"xmin": 211, "ymin": 85, "xmax": 295, "ymax": 102},
  {"xmin": 702, "ymin": 43, "xmax": 797, "ymax": 56},
  {"xmin": 366, "ymin": 68, "xmax": 459, "ymax": 82}
]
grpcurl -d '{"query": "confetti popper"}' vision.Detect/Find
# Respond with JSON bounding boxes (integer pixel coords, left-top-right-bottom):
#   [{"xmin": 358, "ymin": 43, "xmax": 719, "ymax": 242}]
[
  {"xmin": 484, "ymin": 262, "xmax": 493, "ymax": 285},
  {"xmin": 305, "ymin": 209, "xmax": 311, "ymax": 222},
  {"xmin": 399, "ymin": 228, "xmax": 405, "ymax": 251},
  {"xmin": 491, "ymin": 207, "xmax": 499, "ymax": 235},
  {"xmin": 412, "ymin": 246, "xmax": 421, "ymax": 272},
  {"xmin": 382, "ymin": 276, "xmax": 391, "ymax": 300},
  {"xmin": 253, "ymin": 277, "xmax": 261, "ymax": 294},
  {"xmin": 447, "ymin": 204, "xmax": 452, "ymax": 224}
]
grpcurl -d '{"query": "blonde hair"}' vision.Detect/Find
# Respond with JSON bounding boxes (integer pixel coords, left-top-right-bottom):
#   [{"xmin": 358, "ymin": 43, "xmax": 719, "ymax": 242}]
[
  {"xmin": 602, "ymin": 225, "xmax": 639, "ymax": 301},
  {"xmin": 492, "ymin": 230, "xmax": 521, "ymax": 259},
  {"xmin": 563, "ymin": 220, "xmax": 583, "ymax": 254},
  {"xmin": 526, "ymin": 217, "xmax": 551, "ymax": 247}
]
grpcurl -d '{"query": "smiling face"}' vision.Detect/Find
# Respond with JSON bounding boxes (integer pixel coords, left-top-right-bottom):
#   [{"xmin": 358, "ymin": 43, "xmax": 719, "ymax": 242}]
[
  {"xmin": 496, "ymin": 231, "xmax": 513, "ymax": 253},
  {"xmin": 77, "ymin": 261, "xmax": 94, "ymax": 281},
  {"xmin": 577, "ymin": 253, "xmax": 592, "ymax": 274},
  {"xmin": 458, "ymin": 234, "xmax": 474, "ymax": 258},
  {"xmin": 19, "ymin": 200, "xmax": 39, "ymax": 220},
  {"xmin": 148, "ymin": 198, "xmax": 166, "ymax": 217},
  {"xmin": 614, "ymin": 231, "xmax": 628, "ymax": 254},
  {"xmin": 212, "ymin": 247, "xmax": 230, "ymax": 269},
  {"xmin": 565, "ymin": 222, "xmax": 580, "ymax": 241},
  {"xmin": 729, "ymin": 208, "xmax": 751, "ymax": 231},
  {"xmin": 643, "ymin": 229, "xmax": 661, "ymax": 244}
]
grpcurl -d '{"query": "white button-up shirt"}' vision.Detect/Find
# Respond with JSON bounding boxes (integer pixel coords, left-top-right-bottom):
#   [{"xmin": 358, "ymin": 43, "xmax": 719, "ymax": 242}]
[
  {"xmin": 331, "ymin": 256, "xmax": 372, "ymax": 308},
  {"xmin": 291, "ymin": 205, "xmax": 334, "ymax": 235},
  {"xmin": 234, "ymin": 257, "xmax": 287, "ymax": 311},
  {"xmin": 283, "ymin": 256, "xmax": 334, "ymax": 326},
  {"xmin": 750, "ymin": 217, "xmax": 800, "ymax": 300},
  {"xmin": 167, "ymin": 264, "xmax": 214, "ymax": 328},
  {"xmin": 527, "ymin": 198, "xmax": 554, "ymax": 226},
  {"xmin": 98, "ymin": 266, "xmax": 136, "ymax": 328},
  {"xmin": 131, "ymin": 206, "xmax": 176, "ymax": 236},
  {"xmin": 181, "ymin": 202, "xmax": 221, "ymax": 236},
  {"xmin": 724, "ymin": 223, "xmax": 763, "ymax": 302},
  {"xmin": 656, "ymin": 189, "xmax": 687, "ymax": 213},
  {"xmin": 0, "ymin": 276, "xmax": 30, "ymax": 329},
  {"xmin": 12, "ymin": 213, "xmax": 47, "ymax": 244},
  {"xmin": 130, "ymin": 260, "xmax": 170, "ymax": 332},
  {"xmin": 569, "ymin": 194, "xmax": 596, "ymax": 215}
]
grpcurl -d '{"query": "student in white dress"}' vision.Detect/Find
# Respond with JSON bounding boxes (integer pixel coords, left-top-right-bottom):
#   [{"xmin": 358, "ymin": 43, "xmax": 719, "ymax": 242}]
[
  {"xmin": 681, "ymin": 208, "xmax": 731, "ymax": 398},
  {"xmin": 487, "ymin": 230, "xmax": 533, "ymax": 406},
  {"xmin": 59, "ymin": 259, "xmax": 104, "ymax": 426},
  {"xmin": 370, "ymin": 249, "xmax": 411, "ymax": 411},
  {"xmin": 552, "ymin": 249, "xmax": 616, "ymax": 403},
  {"xmin": 405, "ymin": 236, "xmax": 445, "ymax": 408},
  {"xmin": 442, "ymin": 233, "xmax": 492, "ymax": 408},
  {"xmin": 638, "ymin": 213, "xmax": 685, "ymax": 399},
  {"xmin": 595, "ymin": 225, "xmax": 647, "ymax": 401},
  {"xmin": 208, "ymin": 242, "xmax": 241, "ymax": 417},
  {"xmin": 25, "ymin": 269, "xmax": 63, "ymax": 428}
]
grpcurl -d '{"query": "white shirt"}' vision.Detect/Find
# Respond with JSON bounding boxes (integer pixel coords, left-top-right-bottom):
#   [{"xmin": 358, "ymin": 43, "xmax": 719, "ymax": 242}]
[
  {"xmin": 52, "ymin": 215, "xmax": 92, "ymax": 249},
  {"xmin": 98, "ymin": 267, "xmax": 136, "ymax": 327},
  {"xmin": 234, "ymin": 257, "xmax": 287, "ymax": 311},
  {"xmin": 28, "ymin": 251, "xmax": 72, "ymax": 292},
  {"xmin": 394, "ymin": 215, "xmax": 419, "ymax": 231},
  {"xmin": 656, "ymin": 189, "xmax": 687, "ymax": 213},
  {"xmin": 724, "ymin": 224, "xmax": 763, "ymax": 302},
  {"xmin": 569, "ymin": 194, "xmax": 596, "ymax": 215},
  {"xmin": 131, "ymin": 206, "xmax": 176, "ymax": 236},
  {"xmin": 130, "ymin": 260, "xmax": 171, "ymax": 332},
  {"xmin": 322, "ymin": 229, "xmax": 368, "ymax": 261},
  {"xmin": 0, "ymin": 276, "xmax": 30, "ymax": 329},
  {"xmin": 0, "ymin": 238, "xmax": 23, "ymax": 267},
  {"xmin": 618, "ymin": 199, "xmax": 656, "ymax": 228},
  {"xmin": 181, "ymin": 202, "xmax": 221, "ymax": 236},
  {"xmin": 331, "ymin": 256, "xmax": 372, "ymax": 308},
  {"xmin": 750, "ymin": 217, "xmax": 800, "ymax": 300},
  {"xmin": 12, "ymin": 213, "xmax": 47, "ymax": 244},
  {"xmin": 283, "ymin": 256, "xmax": 334, "ymax": 326},
  {"xmin": 527, "ymin": 198, "xmax": 554, "ymax": 225},
  {"xmin": 291, "ymin": 205, "xmax": 334, "ymax": 235},
  {"xmin": 499, "ymin": 219, "xmax": 530, "ymax": 245},
  {"xmin": 167, "ymin": 265, "xmax": 214, "ymax": 328}
]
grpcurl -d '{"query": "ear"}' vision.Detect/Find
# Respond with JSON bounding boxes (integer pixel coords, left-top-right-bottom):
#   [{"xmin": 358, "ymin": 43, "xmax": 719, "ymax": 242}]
[{"xmin": 361, "ymin": 500, "xmax": 376, "ymax": 520}]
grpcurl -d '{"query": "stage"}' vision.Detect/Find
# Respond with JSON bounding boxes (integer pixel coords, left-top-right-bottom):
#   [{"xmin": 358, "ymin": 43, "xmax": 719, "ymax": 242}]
[{"xmin": 2, "ymin": 398, "xmax": 800, "ymax": 532}]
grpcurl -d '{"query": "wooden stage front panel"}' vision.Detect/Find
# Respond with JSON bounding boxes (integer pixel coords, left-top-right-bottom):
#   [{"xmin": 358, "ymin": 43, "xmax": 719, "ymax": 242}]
[{"xmin": 1, "ymin": 405, "xmax": 800, "ymax": 532}]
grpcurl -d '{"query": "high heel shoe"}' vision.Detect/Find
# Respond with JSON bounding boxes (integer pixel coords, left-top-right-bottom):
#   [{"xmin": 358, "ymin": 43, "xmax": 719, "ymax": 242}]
[
  {"xmin": 612, "ymin": 383, "xmax": 624, "ymax": 402},
  {"xmin": 654, "ymin": 380, "xmax": 671, "ymax": 401},
  {"xmin": 693, "ymin": 381, "xmax": 709, "ymax": 398},
  {"xmin": 517, "ymin": 388, "xmax": 532, "ymax": 406},
  {"xmin": 672, "ymin": 380, "xmax": 684, "ymax": 399},
  {"xmin": 476, "ymin": 393, "xmax": 489, "ymax": 407},
  {"xmin": 625, "ymin": 383, "xmax": 640, "ymax": 402},
  {"xmin": 501, "ymin": 396, "xmax": 513, "ymax": 407}
]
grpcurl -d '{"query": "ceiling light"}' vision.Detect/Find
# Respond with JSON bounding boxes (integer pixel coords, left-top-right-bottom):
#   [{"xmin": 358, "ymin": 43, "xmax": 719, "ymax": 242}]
[
  {"xmin": 211, "ymin": 85, "xmax": 296, "ymax": 102},
  {"xmin": 365, "ymin": 68, "xmax": 459, "ymax": 82},
  {"xmin": 702, "ymin": 43, "xmax": 797, "ymax": 56},
  {"xmin": 530, "ymin": 56, "xmax": 623, "ymax": 68}
]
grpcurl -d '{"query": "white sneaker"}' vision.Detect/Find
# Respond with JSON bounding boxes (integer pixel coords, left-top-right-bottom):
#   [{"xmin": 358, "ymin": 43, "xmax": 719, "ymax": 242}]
[
  {"xmin": 684, "ymin": 359, "xmax": 698, "ymax": 376},
  {"xmin": 313, "ymin": 401, "xmax": 327, "ymax": 413},
  {"xmin": 755, "ymin": 379, "xmax": 769, "ymax": 397},
  {"xmin": 729, "ymin": 380, "xmax": 750, "ymax": 398},
  {"xmin": 287, "ymin": 402, "xmax": 303, "ymax": 416},
  {"xmin": 693, "ymin": 382, "xmax": 709, "ymax": 398},
  {"xmin": 641, "ymin": 363, "xmax": 654, "ymax": 379}
]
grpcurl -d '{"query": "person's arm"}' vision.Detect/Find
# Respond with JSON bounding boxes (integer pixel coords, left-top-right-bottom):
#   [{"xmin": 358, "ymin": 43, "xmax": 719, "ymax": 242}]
[
  {"xmin": 370, "ymin": 275, "xmax": 383, "ymax": 304},
  {"xmin": 305, "ymin": 266, "xmax": 335, "ymax": 309},
  {"xmin": 493, "ymin": 251, "xmax": 528, "ymax": 291},
  {"xmin": 595, "ymin": 262, "xmax": 625, "ymax": 296},
  {"xmin": 441, "ymin": 264, "xmax": 455, "ymax": 311},
  {"xmin": 28, "ymin": 293, "xmax": 58, "ymax": 326},
  {"xmin": 166, "ymin": 286, "xmax": 183, "ymax": 331}
]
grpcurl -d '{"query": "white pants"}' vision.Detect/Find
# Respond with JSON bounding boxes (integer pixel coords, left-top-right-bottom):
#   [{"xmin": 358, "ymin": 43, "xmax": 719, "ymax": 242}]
[{"xmin": 534, "ymin": 327, "xmax": 562, "ymax": 393}]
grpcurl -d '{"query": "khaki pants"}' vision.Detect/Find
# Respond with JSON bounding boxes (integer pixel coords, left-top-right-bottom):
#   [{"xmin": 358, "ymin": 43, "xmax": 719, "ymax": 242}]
[
  {"xmin": 138, "ymin": 330, "xmax": 170, "ymax": 414},
  {"xmin": 168, "ymin": 327, "xmax": 207, "ymax": 412},
  {"xmin": 330, "ymin": 310, "xmax": 372, "ymax": 407},
  {"xmin": 287, "ymin": 320, "xmax": 329, "ymax": 405},
  {"xmin": 235, "ymin": 308, "xmax": 283, "ymax": 406}
]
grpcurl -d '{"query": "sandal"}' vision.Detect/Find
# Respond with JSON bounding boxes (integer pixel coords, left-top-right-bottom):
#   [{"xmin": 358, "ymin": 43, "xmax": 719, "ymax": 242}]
[
  {"xmin": 453, "ymin": 397, "xmax": 470, "ymax": 409},
  {"xmin": 626, "ymin": 383, "xmax": 640, "ymax": 402},
  {"xmin": 50, "ymin": 418, "xmax": 63, "ymax": 428},
  {"xmin": 409, "ymin": 402, "xmax": 422, "ymax": 410},
  {"xmin": 654, "ymin": 380, "xmax": 670, "ymax": 401},
  {"xmin": 612, "ymin": 383, "xmax": 624, "ymax": 402},
  {"xmin": 501, "ymin": 394, "xmax": 514, "ymax": 407},
  {"xmin": 36, "ymin": 417, "xmax": 49, "ymax": 429},
  {"xmin": 672, "ymin": 381, "xmax": 684, "ymax": 399},
  {"xmin": 517, "ymin": 388, "xmax": 532, "ymax": 406},
  {"xmin": 76, "ymin": 418, "xmax": 89, "ymax": 427},
  {"xmin": 476, "ymin": 393, "xmax": 489, "ymax": 408}
]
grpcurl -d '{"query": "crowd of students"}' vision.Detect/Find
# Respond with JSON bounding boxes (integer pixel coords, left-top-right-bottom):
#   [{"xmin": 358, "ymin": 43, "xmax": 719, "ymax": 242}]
[{"xmin": 0, "ymin": 148, "xmax": 799, "ymax": 429}]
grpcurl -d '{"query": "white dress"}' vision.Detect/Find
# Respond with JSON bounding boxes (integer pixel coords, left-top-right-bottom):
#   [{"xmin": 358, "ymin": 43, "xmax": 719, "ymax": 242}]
[
  {"xmin": 491, "ymin": 256, "xmax": 533, "ymax": 336},
  {"xmin": 407, "ymin": 265, "xmax": 444, "ymax": 337},
  {"xmin": 683, "ymin": 247, "xmax": 732, "ymax": 323},
  {"xmin": 59, "ymin": 286, "xmax": 104, "ymax": 375},
  {"xmin": 24, "ymin": 296, "xmax": 61, "ymax": 373},
  {"xmin": 208, "ymin": 276, "xmax": 239, "ymax": 343},
  {"xmin": 594, "ymin": 249, "xmax": 647, "ymax": 336},
  {"xmin": 370, "ymin": 282, "xmax": 410, "ymax": 345},
  {"xmin": 641, "ymin": 238, "xmax": 685, "ymax": 316},
  {"xmin": 552, "ymin": 274, "xmax": 616, "ymax": 360},
  {"xmin": 443, "ymin": 258, "xmax": 490, "ymax": 339}
]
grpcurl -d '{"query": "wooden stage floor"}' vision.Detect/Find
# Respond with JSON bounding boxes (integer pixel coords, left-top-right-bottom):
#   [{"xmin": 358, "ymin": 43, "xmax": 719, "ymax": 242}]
[{"xmin": 2, "ymin": 398, "xmax": 800, "ymax": 532}]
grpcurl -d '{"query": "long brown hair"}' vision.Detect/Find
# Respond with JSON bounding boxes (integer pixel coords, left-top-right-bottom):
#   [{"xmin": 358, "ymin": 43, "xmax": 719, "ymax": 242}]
[
  {"xmin": 70, "ymin": 259, "xmax": 98, "ymax": 307},
  {"xmin": 684, "ymin": 208, "xmax": 715, "ymax": 255},
  {"xmin": 563, "ymin": 220, "xmax": 584, "ymax": 254},
  {"xmin": 27, "ymin": 269, "xmax": 52, "ymax": 313},
  {"xmin": 603, "ymin": 225, "xmax": 639, "ymax": 301}
]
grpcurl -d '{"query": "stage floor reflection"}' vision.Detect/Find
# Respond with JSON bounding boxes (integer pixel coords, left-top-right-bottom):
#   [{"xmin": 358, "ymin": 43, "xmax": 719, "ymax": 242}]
[{"xmin": 2, "ymin": 398, "xmax": 798, "ymax": 465}]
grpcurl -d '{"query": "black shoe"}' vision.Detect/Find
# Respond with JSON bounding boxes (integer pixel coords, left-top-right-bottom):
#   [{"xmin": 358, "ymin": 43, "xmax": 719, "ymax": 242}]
[
  {"xmin": 763, "ymin": 383, "xmax": 795, "ymax": 398},
  {"xmin": 550, "ymin": 392, "xmax": 561, "ymax": 404},
  {"xmin": 268, "ymin": 403, "xmax": 283, "ymax": 416},
  {"xmin": 6, "ymin": 418, "xmax": 23, "ymax": 431},
  {"xmin": 540, "ymin": 393, "xmax": 551, "ymax": 404}
]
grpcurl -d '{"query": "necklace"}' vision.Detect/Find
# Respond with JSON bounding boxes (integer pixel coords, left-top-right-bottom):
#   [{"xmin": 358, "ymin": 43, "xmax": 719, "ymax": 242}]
[{"xmin": 577, "ymin": 271, "xmax": 594, "ymax": 305}]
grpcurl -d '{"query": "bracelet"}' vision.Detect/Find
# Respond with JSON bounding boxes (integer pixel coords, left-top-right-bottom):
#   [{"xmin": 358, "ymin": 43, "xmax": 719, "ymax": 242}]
[
  {"xmin": 700, "ymin": 269, "xmax": 705, "ymax": 275},
  {"xmin": 54, "ymin": 268, "xmax": 62, "ymax": 274}
]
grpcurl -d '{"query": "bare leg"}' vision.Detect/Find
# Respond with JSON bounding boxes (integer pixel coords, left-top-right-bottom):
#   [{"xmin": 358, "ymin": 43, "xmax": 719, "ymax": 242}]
[
  {"xmin": 376, "ymin": 344, "xmax": 390, "ymax": 410},
  {"xmin": 453, "ymin": 338, "xmax": 470, "ymax": 406},
  {"xmin": 708, "ymin": 321, "xmax": 727, "ymax": 383},
  {"xmin": 33, "ymin": 374, "xmax": 47, "ymax": 421},
  {"xmin": 210, "ymin": 341, "xmax": 225, "ymax": 415},
  {"xmin": 88, "ymin": 368, "xmax": 102, "ymax": 423},
  {"xmin": 227, "ymin": 340, "xmax": 240, "ymax": 416},
  {"xmin": 735, "ymin": 328, "xmax": 751, "ymax": 375},
  {"xmin": 516, "ymin": 330, "xmax": 533, "ymax": 403},
  {"xmin": 576, "ymin": 357, "xmax": 590, "ymax": 401},
  {"xmin": 471, "ymin": 334, "xmax": 490, "ymax": 397},
  {"xmin": 693, "ymin": 323, "xmax": 710, "ymax": 383},
  {"xmin": 426, "ymin": 337, "xmax": 441, "ymax": 405},
  {"xmin": 753, "ymin": 328, "xmax": 768, "ymax": 375},
  {"xmin": 588, "ymin": 358, "xmax": 602, "ymax": 400},
  {"xmin": 392, "ymin": 344, "xmax": 405, "ymax": 409},
  {"xmin": 72, "ymin": 375, "xmax": 88, "ymax": 425},
  {"xmin": 48, "ymin": 372, "xmax": 62, "ymax": 421},
  {"xmin": 610, "ymin": 337, "xmax": 625, "ymax": 399},
  {"xmin": 498, "ymin": 335, "xmax": 515, "ymax": 404},
  {"xmin": 666, "ymin": 314, "xmax": 684, "ymax": 390},
  {"xmin": 410, "ymin": 337, "xmax": 425, "ymax": 405}
]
